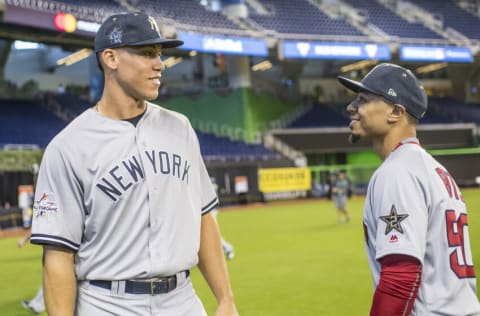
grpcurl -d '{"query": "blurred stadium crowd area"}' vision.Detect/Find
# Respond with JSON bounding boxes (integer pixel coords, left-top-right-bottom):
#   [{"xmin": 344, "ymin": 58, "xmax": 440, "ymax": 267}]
[
  {"xmin": 1, "ymin": 0, "xmax": 480, "ymax": 212},
  {"xmin": 0, "ymin": 200, "xmax": 23, "ymax": 230},
  {"xmin": 6, "ymin": 0, "xmax": 480, "ymax": 42}
]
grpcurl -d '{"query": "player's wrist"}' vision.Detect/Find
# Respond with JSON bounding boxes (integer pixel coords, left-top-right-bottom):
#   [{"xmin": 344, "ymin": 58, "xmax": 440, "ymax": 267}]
[
  {"xmin": 216, "ymin": 292, "xmax": 235, "ymax": 305},
  {"xmin": 216, "ymin": 296, "xmax": 238, "ymax": 316}
]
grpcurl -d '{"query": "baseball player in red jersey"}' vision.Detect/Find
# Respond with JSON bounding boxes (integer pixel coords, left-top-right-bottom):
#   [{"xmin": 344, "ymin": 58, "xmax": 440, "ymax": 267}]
[
  {"xmin": 338, "ymin": 63, "xmax": 480, "ymax": 315},
  {"xmin": 30, "ymin": 12, "xmax": 238, "ymax": 315}
]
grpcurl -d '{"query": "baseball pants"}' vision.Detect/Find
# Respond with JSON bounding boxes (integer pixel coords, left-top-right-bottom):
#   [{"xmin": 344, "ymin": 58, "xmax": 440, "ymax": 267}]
[
  {"xmin": 333, "ymin": 196, "xmax": 347, "ymax": 209},
  {"xmin": 27, "ymin": 286, "xmax": 45, "ymax": 312},
  {"xmin": 75, "ymin": 272, "xmax": 207, "ymax": 316}
]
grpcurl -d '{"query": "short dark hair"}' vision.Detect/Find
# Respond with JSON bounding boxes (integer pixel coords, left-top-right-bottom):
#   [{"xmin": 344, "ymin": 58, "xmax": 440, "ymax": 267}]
[
  {"xmin": 406, "ymin": 111, "xmax": 419, "ymax": 125},
  {"xmin": 96, "ymin": 52, "xmax": 104, "ymax": 73}
]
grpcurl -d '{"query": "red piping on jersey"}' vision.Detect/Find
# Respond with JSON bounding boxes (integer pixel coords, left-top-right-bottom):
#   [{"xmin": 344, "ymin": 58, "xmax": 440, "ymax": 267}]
[
  {"xmin": 392, "ymin": 140, "xmax": 420, "ymax": 152},
  {"xmin": 402, "ymin": 269, "xmax": 421, "ymax": 316}
]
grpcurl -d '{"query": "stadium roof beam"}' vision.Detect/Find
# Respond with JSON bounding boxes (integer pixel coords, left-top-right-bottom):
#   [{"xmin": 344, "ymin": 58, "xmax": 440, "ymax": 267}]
[
  {"xmin": 340, "ymin": 60, "xmax": 378, "ymax": 73},
  {"xmin": 415, "ymin": 62, "xmax": 448, "ymax": 74},
  {"xmin": 56, "ymin": 48, "xmax": 92, "ymax": 66},
  {"xmin": 0, "ymin": 22, "xmax": 93, "ymax": 50}
]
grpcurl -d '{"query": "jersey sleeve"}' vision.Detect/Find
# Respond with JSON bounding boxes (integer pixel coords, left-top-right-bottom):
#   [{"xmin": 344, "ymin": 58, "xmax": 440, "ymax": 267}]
[
  {"xmin": 370, "ymin": 166, "xmax": 429, "ymax": 264},
  {"xmin": 190, "ymin": 126, "xmax": 218, "ymax": 215},
  {"xmin": 199, "ymin": 158, "xmax": 218, "ymax": 215},
  {"xmin": 31, "ymin": 143, "xmax": 85, "ymax": 251},
  {"xmin": 370, "ymin": 255, "xmax": 422, "ymax": 316}
]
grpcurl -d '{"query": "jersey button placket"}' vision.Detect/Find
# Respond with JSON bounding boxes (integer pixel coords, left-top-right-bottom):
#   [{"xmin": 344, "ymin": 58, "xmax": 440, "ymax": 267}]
[{"xmin": 151, "ymin": 187, "xmax": 159, "ymax": 230}]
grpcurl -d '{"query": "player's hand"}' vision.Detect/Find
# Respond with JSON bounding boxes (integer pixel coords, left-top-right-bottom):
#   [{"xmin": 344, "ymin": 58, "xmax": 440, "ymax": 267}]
[
  {"xmin": 17, "ymin": 238, "xmax": 27, "ymax": 248},
  {"xmin": 215, "ymin": 299, "xmax": 238, "ymax": 316}
]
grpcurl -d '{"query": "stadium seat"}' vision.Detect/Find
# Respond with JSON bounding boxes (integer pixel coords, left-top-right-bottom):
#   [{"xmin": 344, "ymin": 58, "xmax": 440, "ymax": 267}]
[
  {"xmin": 0, "ymin": 99, "xmax": 67, "ymax": 148},
  {"xmin": 342, "ymin": 0, "xmax": 442, "ymax": 40}
]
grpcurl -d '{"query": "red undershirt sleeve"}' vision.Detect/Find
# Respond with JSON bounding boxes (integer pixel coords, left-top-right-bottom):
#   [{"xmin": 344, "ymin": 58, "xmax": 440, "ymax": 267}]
[{"xmin": 370, "ymin": 254, "xmax": 422, "ymax": 316}]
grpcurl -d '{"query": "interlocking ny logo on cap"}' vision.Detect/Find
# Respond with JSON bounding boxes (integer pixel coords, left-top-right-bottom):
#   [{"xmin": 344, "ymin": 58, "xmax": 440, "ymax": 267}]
[{"xmin": 147, "ymin": 16, "xmax": 161, "ymax": 36}]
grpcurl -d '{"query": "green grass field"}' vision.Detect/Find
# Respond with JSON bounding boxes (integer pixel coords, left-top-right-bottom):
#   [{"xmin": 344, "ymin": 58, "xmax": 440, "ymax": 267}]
[{"xmin": 1, "ymin": 189, "xmax": 480, "ymax": 315}]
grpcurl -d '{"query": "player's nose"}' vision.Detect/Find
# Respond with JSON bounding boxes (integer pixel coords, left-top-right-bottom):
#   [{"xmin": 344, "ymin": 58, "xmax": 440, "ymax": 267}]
[
  {"xmin": 153, "ymin": 58, "xmax": 165, "ymax": 72},
  {"xmin": 346, "ymin": 101, "xmax": 357, "ymax": 114}
]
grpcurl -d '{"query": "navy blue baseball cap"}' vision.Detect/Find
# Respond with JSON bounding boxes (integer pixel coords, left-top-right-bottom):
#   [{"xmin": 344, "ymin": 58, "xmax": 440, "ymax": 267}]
[
  {"xmin": 338, "ymin": 63, "xmax": 428, "ymax": 120},
  {"xmin": 94, "ymin": 12, "xmax": 183, "ymax": 52}
]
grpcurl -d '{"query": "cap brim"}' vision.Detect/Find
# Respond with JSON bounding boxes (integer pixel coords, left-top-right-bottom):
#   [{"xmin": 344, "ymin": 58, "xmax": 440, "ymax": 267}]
[
  {"xmin": 130, "ymin": 38, "xmax": 184, "ymax": 49},
  {"xmin": 337, "ymin": 76, "xmax": 376, "ymax": 95},
  {"xmin": 95, "ymin": 39, "xmax": 184, "ymax": 52}
]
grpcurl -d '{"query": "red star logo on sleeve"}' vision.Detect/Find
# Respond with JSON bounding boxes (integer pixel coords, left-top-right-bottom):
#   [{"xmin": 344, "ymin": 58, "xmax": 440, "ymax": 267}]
[{"xmin": 379, "ymin": 205, "xmax": 409, "ymax": 235}]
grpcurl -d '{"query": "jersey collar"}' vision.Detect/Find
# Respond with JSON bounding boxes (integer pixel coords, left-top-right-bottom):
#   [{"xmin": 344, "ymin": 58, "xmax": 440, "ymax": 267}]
[{"xmin": 392, "ymin": 137, "xmax": 420, "ymax": 153}]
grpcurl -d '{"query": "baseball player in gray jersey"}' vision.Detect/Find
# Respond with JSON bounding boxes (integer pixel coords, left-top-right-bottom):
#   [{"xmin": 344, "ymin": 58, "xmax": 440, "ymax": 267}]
[
  {"xmin": 338, "ymin": 63, "xmax": 480, "ymax": 315},
  {"xmin": 331, "ymin": 170, "xmax": 351, "ymax": 224},
  {"xmin": 30, "ymin": 12, "xmax": 238, "ymax": 316}
]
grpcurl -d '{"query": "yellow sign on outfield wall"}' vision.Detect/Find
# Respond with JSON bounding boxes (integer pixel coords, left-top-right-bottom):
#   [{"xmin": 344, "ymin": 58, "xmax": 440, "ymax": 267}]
[{"xmin": 258, "ymin": 167, "xmax": 311, "ymax": 193}]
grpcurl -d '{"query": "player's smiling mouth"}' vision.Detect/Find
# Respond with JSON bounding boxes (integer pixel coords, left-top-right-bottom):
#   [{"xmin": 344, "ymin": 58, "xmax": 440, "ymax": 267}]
[
  {"xmin": 349, "ymin": 118, "xmax": 360, "ymax": 128},
  {"xmin": 149, "ymin": 76, "xmax": 161, "ymax": 84}
]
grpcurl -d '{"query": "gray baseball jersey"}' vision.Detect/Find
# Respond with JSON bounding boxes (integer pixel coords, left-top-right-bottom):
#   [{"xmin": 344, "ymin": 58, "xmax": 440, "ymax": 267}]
[
  {"xmin": 363, "ymin": 138, "xmax": 480, "ymax": 315},
  {"xmin": 31, "ymin": 102, "xmax": 218, "ymax": 280}
]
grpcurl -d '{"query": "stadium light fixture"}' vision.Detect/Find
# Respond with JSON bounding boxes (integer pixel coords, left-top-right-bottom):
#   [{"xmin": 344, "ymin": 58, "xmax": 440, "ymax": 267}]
[
  {"xmin": 415, "ymin": 62, "xmax": 448, "ymax": 74},
  {"xmin": 189, "ymin": 50, "xmax": 198, "ymax": 57},
  {"xmin": 251, "ymin": 60, "xmax": 272, "ymax": 72},
  {"xmin": 340, "ymin": 60, "xmax": 378, "ymax": 73},
  {"xmin": 56, "ymin": 48, "xmax": 92, "ymax": 66},
  {"xmin": 13, "ymin": 40, "xmax": 41, "ymax": 50}
]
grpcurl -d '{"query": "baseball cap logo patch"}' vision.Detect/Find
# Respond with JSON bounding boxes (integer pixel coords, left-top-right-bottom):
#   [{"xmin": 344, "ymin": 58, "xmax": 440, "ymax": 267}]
[
  {"xmin": 109, "ymin": 27, "xmax": 123, "ymax": 45},
  {"xmin": 387, "ymin": 88, "xmax": 397, "ymax": 97}
]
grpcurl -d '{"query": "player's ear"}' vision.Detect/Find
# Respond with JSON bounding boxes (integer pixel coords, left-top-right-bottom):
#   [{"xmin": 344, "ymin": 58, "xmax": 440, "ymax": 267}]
[
  {"xmin": 100, "ymin": 49, "xmax": 119, "ymax": 70},
  {"xmin": 387, "ymin": 104, "xmax": 405, "ymax": 123}
]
